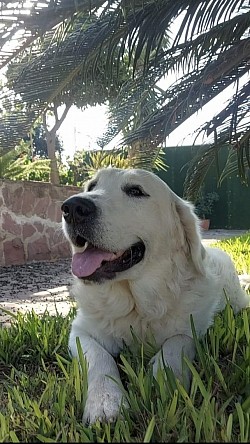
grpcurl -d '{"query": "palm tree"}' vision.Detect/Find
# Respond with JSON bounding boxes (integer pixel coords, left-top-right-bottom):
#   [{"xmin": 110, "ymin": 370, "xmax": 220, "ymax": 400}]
[{"xmin": 0, "ymin": 1, "xmax": 249, "ymax": 194}]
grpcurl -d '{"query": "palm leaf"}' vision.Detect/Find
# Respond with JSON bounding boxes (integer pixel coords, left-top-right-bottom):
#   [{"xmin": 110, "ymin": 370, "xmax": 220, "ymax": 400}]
[
  {"xmin": 184, "ymin": 128, "xmax": 250, "ymax": 200},
  {"xmin": 183, "ymin": 145, "xmax": 220, "ymax": 201},
  {"xmin": 0, "ymin": 148, "xmax": 50, "ymax": 180},
  {"xmin": 217, "ymin": 146, "xmax": 249, "ymax": 186},
  {"xmin": 126, "ymin": 144, "xmax": 168, "ymax": 172},
  {"xmin": 0, "ymin": 0, "xmax": 109, "ymax": 69},
  {"xmin": 192, "ymin": 79, "xmax": 250, "ymax": 186},
  {"xmin": 1, "ymin": 0, "xmax": 250, "ymax": 188},
  {"xmin": 123, "ymin": 43, "xmax": 250, "ymax": 146}
]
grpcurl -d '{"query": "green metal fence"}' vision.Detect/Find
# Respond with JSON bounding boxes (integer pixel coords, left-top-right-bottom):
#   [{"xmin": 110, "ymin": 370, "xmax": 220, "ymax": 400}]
[{"xmin": 157, "ymin": 146, "xmax": 250, "ymax": 230}]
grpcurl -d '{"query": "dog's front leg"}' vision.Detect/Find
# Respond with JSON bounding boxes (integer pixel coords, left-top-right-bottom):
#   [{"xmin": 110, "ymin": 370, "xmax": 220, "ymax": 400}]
[
  {"xmin": 151, "ymin": 334, "xmax": 195, "ymax": 389},
  {"xmin": 69, "ymin": 330, "xmax": 124, "ymax": 424}
]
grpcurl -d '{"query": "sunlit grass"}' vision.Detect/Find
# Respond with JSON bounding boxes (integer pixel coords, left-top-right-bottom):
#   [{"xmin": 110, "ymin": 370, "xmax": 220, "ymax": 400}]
[
  {"xmin": 0, "ymin": 234, "xmax": 249, "ymax": 442},
  {"xmin": 211, "ymin": 232, "xmax": 250, "ymax": 274}
]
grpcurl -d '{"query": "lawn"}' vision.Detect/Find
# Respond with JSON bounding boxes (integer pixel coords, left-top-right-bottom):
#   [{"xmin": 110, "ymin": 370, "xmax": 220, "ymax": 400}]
[{"xmin": 0, "ymin": 233, "xmax": 249, "ymax": 442}]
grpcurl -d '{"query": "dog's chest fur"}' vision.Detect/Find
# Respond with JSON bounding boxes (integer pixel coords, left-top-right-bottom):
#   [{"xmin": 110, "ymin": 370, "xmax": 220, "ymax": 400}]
[{"xmin": 71, "ymin": 266, "xmax": 217, "ymax": 351}]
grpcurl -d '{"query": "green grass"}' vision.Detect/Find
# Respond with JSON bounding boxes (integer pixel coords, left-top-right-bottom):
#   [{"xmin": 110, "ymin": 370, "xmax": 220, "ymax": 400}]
[
  {"xmin": 211, "ymin": 232, "xmax": 250, "ymax": 274},
  {"xmin": 0, "ymin": 234, "xmax": 249, "ymax": 442}
]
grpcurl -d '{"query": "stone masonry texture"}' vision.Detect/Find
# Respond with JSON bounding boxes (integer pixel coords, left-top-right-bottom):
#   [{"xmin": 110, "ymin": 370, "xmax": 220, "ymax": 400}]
[{"xmin": 0, "ymin": 179, "xmax": 80, "ymax": 266}]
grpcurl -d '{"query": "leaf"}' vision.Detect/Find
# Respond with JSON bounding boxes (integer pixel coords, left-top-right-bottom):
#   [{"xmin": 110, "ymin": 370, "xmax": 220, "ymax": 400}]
[{"xmin": 143, "ymin": 416, "xmax": 156, "ymax": 443}]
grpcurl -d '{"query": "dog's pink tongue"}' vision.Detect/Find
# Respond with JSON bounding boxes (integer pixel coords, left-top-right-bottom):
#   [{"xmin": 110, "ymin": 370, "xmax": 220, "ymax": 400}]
[{"xmin": 72, "ymin": 249, "xmax": 118, "ymax": 278}]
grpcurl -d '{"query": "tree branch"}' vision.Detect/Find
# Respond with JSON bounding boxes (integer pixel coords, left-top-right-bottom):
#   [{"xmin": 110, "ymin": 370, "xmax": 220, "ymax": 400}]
[{"xmin": 51, "ymin": 102, "xmax": 71, "ymax": 134}]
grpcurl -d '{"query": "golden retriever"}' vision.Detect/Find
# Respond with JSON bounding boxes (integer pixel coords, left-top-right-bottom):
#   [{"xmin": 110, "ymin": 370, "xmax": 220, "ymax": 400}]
[{"xmin": 61, "ymin": 167, "xmax": 249, "ymax": 423}]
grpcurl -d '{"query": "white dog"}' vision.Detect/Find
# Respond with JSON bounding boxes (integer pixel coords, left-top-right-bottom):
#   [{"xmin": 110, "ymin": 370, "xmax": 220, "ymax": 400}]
[{"xmin": 61, "ymin": 167, "xmax": 249, "ymax": 424}]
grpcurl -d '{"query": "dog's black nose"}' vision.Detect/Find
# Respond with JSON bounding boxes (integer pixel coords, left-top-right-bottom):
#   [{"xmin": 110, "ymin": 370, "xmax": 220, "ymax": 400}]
[{"xmin": 61, "ymin": 197, "xmax": 96, "ymax": 224}]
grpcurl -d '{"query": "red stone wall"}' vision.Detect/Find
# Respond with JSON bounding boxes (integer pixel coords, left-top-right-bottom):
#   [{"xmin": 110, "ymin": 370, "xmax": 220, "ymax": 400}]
[{"xmin": 0, "ymin": 179, "xmax": 80, "ymax": 266}]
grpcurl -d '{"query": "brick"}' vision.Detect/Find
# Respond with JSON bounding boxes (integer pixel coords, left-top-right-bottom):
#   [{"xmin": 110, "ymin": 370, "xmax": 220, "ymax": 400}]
[
  {"xmin": 2, "ymin": 213, "xmax": 21, "ymax": 236},
  {"xmin": 22, "ymin": 191, "xmax": 35, "ymax": 216},
  {"xmin": 2, "ymin": 184, "xmax": 23, "ymax": 213},
  {"xmin": 34, "ymin": 222, "xmax": 44, "ymax": 233},
  {"xmin": 33, "ymin": 196, "xmax": 50, "ymax": 218},
  {"xmin": 22, "ymin": 223, "xmax": 36, "ymax": 240},
  {"xmin": 4, "ymin": 238, "xmax": 25, "ymax": 265},
  {"xmin": 51, "ymin": 241, "xmax": 71, "ymax": 259},
  {"xmin": 27, "ymin": 236, "xmax": 51, "ymax": 262}
]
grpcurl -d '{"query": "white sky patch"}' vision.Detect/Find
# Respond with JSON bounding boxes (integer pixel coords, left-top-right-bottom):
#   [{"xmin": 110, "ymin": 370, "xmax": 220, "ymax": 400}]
[{"xmin": 58, "ymin": 105, "xmax": 110, "ymax": 159}]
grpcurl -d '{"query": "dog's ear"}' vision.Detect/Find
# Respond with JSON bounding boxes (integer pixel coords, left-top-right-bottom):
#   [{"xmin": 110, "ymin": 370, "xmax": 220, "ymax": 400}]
[{"xmin": 174, "ymin": 196, "xmax": 206, "ymax": 275}]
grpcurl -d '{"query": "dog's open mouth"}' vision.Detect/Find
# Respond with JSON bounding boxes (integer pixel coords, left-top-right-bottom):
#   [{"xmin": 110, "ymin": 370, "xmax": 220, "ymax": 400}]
[{"xmin": 71, "ymin": 237, "xmax": 145, "ymax": 281}]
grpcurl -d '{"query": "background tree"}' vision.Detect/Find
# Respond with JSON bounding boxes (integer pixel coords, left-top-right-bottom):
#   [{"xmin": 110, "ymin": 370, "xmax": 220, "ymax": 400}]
[
  {"xmin": 0, "ymin": 1, "xmax": 250, "ymax": 194},
  {"xmin": 0, "ymin": 91, "xmax": 66, "ymax": 183},
  {"xmin": 2, "ymin": 13, "xmax": 134, "ymax": 183},
  {"xmin": 23, "ymin": 121, "xmax": 63, "ymax": 159}
]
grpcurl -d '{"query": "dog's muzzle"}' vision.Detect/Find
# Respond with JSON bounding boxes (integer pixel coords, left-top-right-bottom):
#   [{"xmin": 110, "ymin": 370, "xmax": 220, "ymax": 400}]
[{"xmin": 61, "ymin": 195, "xmax": 145, "ymax": 282}]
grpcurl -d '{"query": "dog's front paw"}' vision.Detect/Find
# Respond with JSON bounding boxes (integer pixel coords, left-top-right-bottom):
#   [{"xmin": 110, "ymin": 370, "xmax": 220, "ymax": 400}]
[
  {"xmin": 83, "ymin": 378, "xmax": 124, "ymax": 424},
  {"xmin": 150, "ymin": 349, "xmax": 191, "ymax": 390}
]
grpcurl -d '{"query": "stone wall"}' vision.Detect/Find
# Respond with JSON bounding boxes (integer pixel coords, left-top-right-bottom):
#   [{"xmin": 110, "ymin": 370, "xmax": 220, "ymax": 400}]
[{"xmin": 0, "ymin": 179, "xmax": 80, "ymax": 266}]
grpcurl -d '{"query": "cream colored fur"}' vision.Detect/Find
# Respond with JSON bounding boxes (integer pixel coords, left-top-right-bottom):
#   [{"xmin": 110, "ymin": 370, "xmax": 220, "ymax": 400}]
[{"xmin": 62, "ymin": 167, "xmax": 249, "ymax": 424}]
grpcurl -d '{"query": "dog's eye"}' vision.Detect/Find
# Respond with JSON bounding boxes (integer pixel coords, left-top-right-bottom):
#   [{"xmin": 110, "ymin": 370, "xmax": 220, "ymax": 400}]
[
  {"xmin": 123, "ymin": 185, "xmax": 149, "ymax": 198},
  {"xmin": 87, "ymin": 181, "xmax": 97, "ymax": 192}
]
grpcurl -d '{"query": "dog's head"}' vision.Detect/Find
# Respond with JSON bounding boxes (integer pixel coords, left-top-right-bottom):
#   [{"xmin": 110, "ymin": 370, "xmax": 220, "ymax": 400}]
[{"xmin": 62, "ymin": 167, "xmax": 205, "ymax": 283}]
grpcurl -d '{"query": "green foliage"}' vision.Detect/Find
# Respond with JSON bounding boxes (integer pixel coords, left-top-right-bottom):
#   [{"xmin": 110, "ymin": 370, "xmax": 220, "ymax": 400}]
[
  {"xmin": 194, "ymin": 190, "xmax": 220, "ymax": 219},
  {"xmin": 62, "ymin": 149, "xmax": 131, "ymax": 186},
  {"xmin": 61, "ymin": 148, "xmax": 168, "ymax": 186},
  {"xmin": 0, "ymin": 235, "xmax": 249, "ymax": 442},
  {"xmin": 0, "ymin": 145, "xmax": 168, "ymax": 185},
  {"xmin": 0, "ymin": 144, "xmax": 50, "ymax": 182}
]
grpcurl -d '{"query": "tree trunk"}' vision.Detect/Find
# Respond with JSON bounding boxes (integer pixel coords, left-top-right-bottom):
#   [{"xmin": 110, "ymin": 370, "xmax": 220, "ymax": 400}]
[
  {"xmin": 47, "ymin": 131, "xmax": 60, "ymax": 185},
  {"xmin": 42, "ymin": 103, "xmax": 70, "ymax": 185}
]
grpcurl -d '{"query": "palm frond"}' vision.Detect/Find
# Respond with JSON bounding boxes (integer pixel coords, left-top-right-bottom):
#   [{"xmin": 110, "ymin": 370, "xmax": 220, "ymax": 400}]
[
  {"xmin": 218, "ymin": 145, "xmax": 249, "ymax": 186},
  {"xmin": 1, "ymin": 0, "xmax": 250, "ymax": 189},
  {"xmin": 0, "ymin": 97, "xmax": 40, "ymax": 155},
  {"xmin": 128, "ymin": 146, "xmax": 169, "ymax": 172},
  {"xmin": 0, "ymin": 0, "xmax": 105, "ymax": 69},
  {"xmin": 0, "ymin": 148, "xmax": 50, "ymax": 180},
  {"xmin": 183, "ymin": 145, "xmax": 220, "ymax": 201},
  {"xmin": 104, "ymin": 0, "xmax": 248, "ymax": 75},
  {"xmin": 123, "ymin": 40, "xmax": 250, "ymax": 147},
  {"xmin": 189, "ymin": 78, "xmax": 250, "ymax": 187},
  {"xmin": 151, "ymin": 10, "xmax": 250, "ymax": 78},
  {"xmin": 98, "ymin": 77, "xmax": 165, "ymax": 148},
  {"xmin": 202, "ymin": 79, "xmax": 250, "ymax": 139},
  {"xmin": 0, "ymin": 148, "xmax": 16, "ymax": 177},
  {"xmin": 184, "ymin": 126, "xmax": 250, "ymax": 200},
  {"xmin": 173, "ymin": 0, "xmax": 247, "ymax": 45}
]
